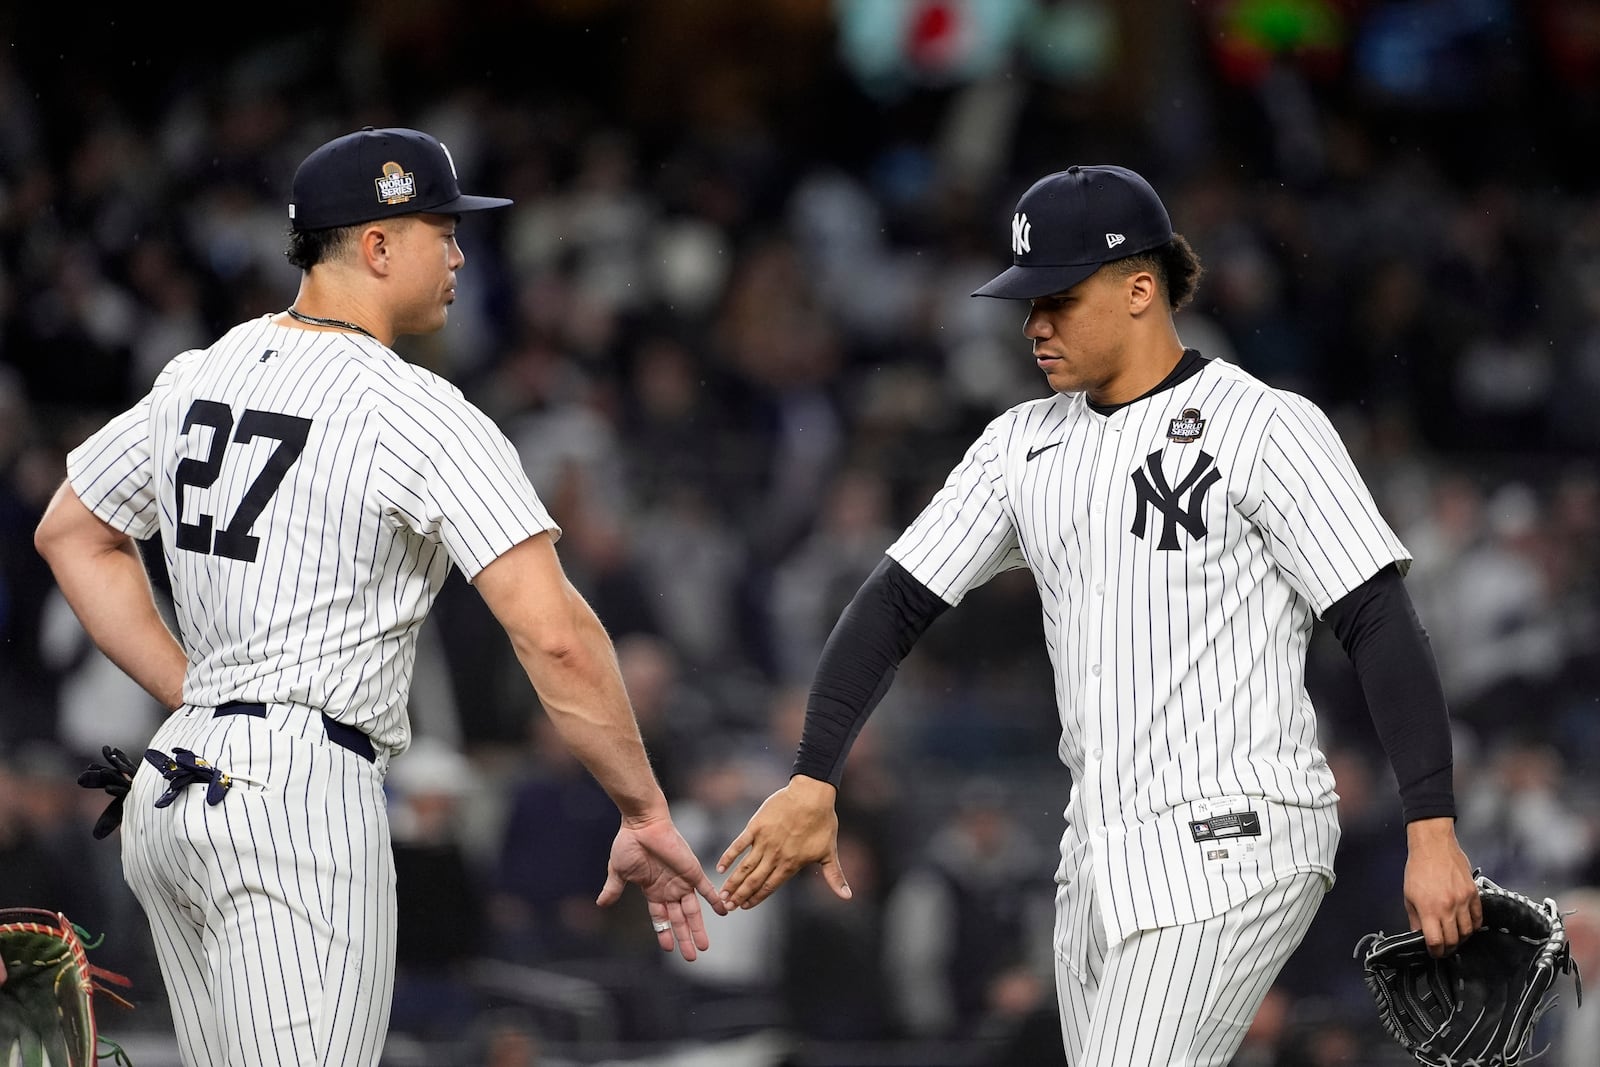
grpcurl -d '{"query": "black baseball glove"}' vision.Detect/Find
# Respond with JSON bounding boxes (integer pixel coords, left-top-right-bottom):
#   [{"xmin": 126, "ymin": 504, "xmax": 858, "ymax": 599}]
[
  {"xmin": 77, "ymin": 746, "xmax": 139, "ymax": 840},
  {"xmin": 1355, "ymin": 870, "xmax": 1583, "ymax": 1067}
]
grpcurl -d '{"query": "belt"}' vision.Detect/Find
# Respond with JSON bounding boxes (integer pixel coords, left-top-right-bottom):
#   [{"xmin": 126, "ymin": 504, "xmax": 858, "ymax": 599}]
[{"xmin": 214, "ymin": 702, "xmax": 376, "ymax": 763}]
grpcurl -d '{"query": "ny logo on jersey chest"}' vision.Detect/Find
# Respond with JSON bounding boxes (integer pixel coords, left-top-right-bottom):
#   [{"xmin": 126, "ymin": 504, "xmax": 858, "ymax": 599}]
[{"xmin": 1129, "ymin": 449, "xmax": 1221, "ymax": 550}]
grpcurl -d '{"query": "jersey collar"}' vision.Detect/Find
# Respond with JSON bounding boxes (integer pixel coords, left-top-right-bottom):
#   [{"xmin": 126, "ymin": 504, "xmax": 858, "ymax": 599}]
[{"xmin": 1085, "ymin": 348, "xmax": 1209, "ymax": 417}]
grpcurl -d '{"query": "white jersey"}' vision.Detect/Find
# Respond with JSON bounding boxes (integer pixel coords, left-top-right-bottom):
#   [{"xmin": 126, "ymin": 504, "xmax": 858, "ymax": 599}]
[
  {"xmin": 66, "ymin": 314, "xmax": 558, "ymax": 756},
  {"xmin": 887, "ymin": 355, "xmax": 1408, "ymax": 955}
]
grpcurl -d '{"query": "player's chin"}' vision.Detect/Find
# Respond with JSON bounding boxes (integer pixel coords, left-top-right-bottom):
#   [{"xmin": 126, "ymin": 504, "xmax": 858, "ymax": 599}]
[{"xmin": 1038, "ymin": 361, "xmax": 1076, "ymax": 393}]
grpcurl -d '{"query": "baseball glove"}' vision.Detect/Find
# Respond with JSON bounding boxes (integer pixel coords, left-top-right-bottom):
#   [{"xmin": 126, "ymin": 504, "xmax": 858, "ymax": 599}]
[
  {"xmin": 1355, "ymin": 870, "xmax": 1583, "ymax": 1066},
  {"xmin": 0, "ymin": 908, "xmax": 134, "ymax": 1066}
]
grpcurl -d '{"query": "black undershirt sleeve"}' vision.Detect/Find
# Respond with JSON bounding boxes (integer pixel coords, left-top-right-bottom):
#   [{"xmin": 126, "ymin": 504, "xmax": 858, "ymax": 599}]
[
  {"xmin": 792, "ymin": 556, "xmax": 949, "ymax": 786},
  {"xmin": 1322, "ymin": 563, "xmax": 1456, "ymax": 823}
]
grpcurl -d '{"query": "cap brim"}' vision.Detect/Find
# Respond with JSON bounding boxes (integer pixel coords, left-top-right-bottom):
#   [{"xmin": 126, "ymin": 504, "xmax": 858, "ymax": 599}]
[
  {"xmin": 972, "ymin": 261, "xmax": 1101, "ymax": 300},
  {"xmin": 432, "ymin": 193, "xmax": 515, "ymax": 216}
]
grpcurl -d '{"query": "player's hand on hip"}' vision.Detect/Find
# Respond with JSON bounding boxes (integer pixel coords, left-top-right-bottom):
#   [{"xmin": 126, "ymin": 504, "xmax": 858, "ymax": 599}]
[
  {"xmin": 717, "ymin": 775, "xmax": 851, "ymax": 910},
  {"xmin": 1403, "ymin": 816, "xmax": 1483, "ymax": 958},
  {"xmin": 597, "ymin": 814, "xmax": 727, "ymax": 962}
]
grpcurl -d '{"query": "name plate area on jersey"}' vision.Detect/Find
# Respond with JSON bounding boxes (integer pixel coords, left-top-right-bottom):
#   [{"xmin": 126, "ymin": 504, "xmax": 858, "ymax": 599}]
[{"xmin": 1189, "ymin": 811, "xmax": 1261, "ymax": 843}]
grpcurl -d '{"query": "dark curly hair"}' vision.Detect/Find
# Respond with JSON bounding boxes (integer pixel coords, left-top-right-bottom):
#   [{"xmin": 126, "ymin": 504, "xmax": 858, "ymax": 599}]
[
  {"xmin": 1106, "ymin": 233, "xmax": 1204, "ymax": 311},
  {"xmin": 284, "ymin": 225, "xmax": 361, "ymax": 271}
]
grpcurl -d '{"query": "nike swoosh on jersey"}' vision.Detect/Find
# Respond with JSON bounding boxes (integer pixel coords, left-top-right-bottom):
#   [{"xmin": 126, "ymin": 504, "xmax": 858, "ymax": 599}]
[{"xmin": 1026, "ymin": 441, "xmax": 1063, "ymax": 461}]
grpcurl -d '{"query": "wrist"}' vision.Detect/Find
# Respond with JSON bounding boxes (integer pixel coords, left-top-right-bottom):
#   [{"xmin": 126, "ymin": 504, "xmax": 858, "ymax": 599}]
[
  {"xmin": 788, "ymin": 774, "xmax": 838, "ymax": 805},
  {"xmin": 1405, "ymin": 815, "xmax": 1457, "ymax": 845},
  {"xmin": 618, "ymin": 792, "xmax": 672, "ymax": 828}
]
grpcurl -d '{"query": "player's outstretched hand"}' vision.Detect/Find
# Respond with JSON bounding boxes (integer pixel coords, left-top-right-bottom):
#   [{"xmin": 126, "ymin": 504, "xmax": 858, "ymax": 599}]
[
  {"xmin": 717, "ymin": 775, "xmax": 851, "ymax": 910},
  {"xmin": 1403, "ymin": 816, "xmax": 1482, "ymax": 958},
  {"xmin": 597, "ymin": 814, "xmax": 727, "ymax": 962}
]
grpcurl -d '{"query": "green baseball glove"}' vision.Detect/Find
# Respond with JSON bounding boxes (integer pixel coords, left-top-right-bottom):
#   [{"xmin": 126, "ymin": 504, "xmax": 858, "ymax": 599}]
[{"xmin": 0, "ymin": 908, "xmax": 134, "ymax": 1066}]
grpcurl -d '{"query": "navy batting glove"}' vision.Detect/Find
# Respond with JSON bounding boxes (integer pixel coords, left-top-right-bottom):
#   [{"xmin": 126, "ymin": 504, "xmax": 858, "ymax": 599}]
[{"xmin": 78, "ymin": 745, "xmax": 139, "ymax": 840}]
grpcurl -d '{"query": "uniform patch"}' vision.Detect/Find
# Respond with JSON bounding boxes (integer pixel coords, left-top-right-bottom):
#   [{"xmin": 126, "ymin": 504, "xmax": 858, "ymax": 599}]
[
  {"xmin": 1168, "ymin": 408, "xmax": 1205, "ymax": 443},
  {"xmin": 1207, "ymin": 849, "xmax": 1229, "ymax": 861},
  {"xmin": 375, "ymin": 162, "xmax": 417, "ymax": 206},
  {"xmin": 1190, "ymin": 811, "xmax": 1261, "ymax": 842}
]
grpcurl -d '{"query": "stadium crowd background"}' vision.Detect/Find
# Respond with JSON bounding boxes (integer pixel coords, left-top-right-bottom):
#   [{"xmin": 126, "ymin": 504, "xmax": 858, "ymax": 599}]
[{"xmin": 2, "ymin": 1, "xmax": 1599, "ymax": 1064}]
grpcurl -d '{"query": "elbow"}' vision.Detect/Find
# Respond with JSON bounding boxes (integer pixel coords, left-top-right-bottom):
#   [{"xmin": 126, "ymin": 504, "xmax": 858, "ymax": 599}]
[
  {"xmin": 510, "ymin": 617, "xmax": 587, "ymax": 669},
  {"xmin": 33, "ymin": 480, "xmax": 80, "ymax": 565},
  {"xmin": 34, "ymin": 511, "xmax": 64, "ymax": 566}
]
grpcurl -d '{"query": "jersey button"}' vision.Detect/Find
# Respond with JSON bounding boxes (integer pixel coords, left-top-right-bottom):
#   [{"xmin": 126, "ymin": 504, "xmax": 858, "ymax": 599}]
[
  {"xmin": 1094, "ymin": 584, "xmax": 1104, "ymax": 596},
  {"xmin": 1091, "ymin": 748, "xmax": 1103, "ymax": 759},
  {"xmin": 1090, "ymin": 664, "xmax": 1101, "ymax": 676}
]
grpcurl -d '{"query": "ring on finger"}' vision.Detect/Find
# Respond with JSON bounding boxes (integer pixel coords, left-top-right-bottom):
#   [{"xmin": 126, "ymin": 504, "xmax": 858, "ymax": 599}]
[{"xmin": 652, "ymin": 919, "xmax": 672, "ymax": 933}]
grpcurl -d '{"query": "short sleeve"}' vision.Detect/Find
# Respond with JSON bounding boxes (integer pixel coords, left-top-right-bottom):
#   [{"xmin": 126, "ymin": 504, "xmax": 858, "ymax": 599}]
[
  {"xmin": 372, "ymin": 385, "xmax": 560, "ymax": 581},
  {"xmin": 1246, "ymin": 396, "xmax": 1411, "ymax": 615},
  {"xmin": 886, "ymin": 420, "xmax": 1025, "ymax": 605},
  {"xmin": 66, "ymin": 391, "xmax": 161, "ymax": 541}
]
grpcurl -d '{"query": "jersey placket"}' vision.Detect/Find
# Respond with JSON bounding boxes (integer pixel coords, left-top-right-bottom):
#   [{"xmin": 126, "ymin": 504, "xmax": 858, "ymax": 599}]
[{"xmin": 1076, "ymin": 406, "xmax": 1123, "ymax": 851}]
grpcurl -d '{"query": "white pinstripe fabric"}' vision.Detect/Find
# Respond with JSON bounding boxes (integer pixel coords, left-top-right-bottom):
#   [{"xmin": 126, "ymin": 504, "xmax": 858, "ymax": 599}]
[
  {"xmin": 1055, "ymin": 868, "xmax": 1324, "ymax": 1066},
  {"xmin": 66, "ymin": 315, "xmax": 556, "ymax": 1064},
  {"xmin": 123, "ymin": 705, "xmax": 395, "ymax": 1066},
  {"xmin": 888, "ymin": 358, "xmax": 1406, "ymax": 947},
  {"xmin": 66, "ymin": 315, "xmax": 558, "ymax": 756}
]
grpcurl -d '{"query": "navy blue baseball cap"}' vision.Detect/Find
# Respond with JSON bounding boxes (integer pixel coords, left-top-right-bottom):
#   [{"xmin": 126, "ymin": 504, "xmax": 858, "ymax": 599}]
[
  {"xmin": 288, "ymin": 126, "xmax": 513, "ymax": 232},
  {"xmin": 973, "ymin": 165, "xmax": 1173, "ymax": 299}
]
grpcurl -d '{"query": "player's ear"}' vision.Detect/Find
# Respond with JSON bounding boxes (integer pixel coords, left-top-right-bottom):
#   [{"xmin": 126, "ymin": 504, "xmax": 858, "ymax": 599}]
[
  {"xmin": 1126, "ymin": 268, "xmax": 1159, "ymax": 315},
  {"xmin": 358, "ymin": 223, "xmax": 392, "ymax": 274}
]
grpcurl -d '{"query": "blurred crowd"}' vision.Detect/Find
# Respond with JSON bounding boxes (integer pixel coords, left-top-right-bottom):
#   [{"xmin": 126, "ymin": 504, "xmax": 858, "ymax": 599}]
[{"xmin": 3, "ymin": 1, "xmax": 1600, "ymax": 1064}]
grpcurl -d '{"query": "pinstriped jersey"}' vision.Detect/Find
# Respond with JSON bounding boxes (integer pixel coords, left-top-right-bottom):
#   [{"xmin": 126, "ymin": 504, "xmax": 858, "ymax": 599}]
[
  {"xmin": 66, "ymin": 315, "xmax": 559, "ymax": 756},
  {"xmin": 887, "ymin": 355, "xmax": 1408, "ymax": 950}
]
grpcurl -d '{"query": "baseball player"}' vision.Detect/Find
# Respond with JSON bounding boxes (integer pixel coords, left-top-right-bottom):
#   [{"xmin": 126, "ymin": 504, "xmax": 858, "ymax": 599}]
[
  {"xmin": 717, "ymin": 165, "xmax": 1482, "ymax": 1063},
  {"xmin": 33, "ymin": 126, "xmax": 725, "ymax": 1066}
]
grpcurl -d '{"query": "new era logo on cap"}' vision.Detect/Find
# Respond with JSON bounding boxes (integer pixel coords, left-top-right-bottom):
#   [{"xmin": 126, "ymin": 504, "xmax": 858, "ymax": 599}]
[{"xmin": 974, "ymin": 165, "xmax": 1174, "ymax": 300}]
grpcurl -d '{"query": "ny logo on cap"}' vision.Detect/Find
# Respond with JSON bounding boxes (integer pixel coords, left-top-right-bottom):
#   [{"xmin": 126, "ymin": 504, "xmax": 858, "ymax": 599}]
[
  {"xmin": 1012, "ymin": 213, "xmax": 1031, "ymax": 256},
  {"xmin": 1106, "ymin": 233, "xmax": 1125, "ymax": 249}
]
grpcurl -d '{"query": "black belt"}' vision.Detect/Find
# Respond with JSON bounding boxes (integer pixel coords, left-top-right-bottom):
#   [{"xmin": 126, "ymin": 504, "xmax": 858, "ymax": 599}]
[{"xmin": 214, "ymin": 702, "xmax": 376, "ymax": 763}]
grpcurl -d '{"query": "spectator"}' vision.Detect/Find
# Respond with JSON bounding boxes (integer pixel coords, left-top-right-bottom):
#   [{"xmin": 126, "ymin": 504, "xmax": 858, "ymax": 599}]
[
  {"xmin": 388, "ymin": 737, "xmax": 489, "ymax": 1042},
  {"xmin": 767, "ymin": 464, "xmax": 898, "ymax": 684},
  {"xmin": 661, "ymin": 741, "xmax": 788, "ymax": 1040},
  {"xmin": 880, "ymin": 777, "xmax": 1053, "ymax": 1041},
  {"xmin": 779, "ymin": 825, "xmax": 894, "ymax": 1042},
  {"xmin": 1456, "ymin": 740, "xmax": 1596, "ymax": 892},
  {"xmin": 490, "ymin": 715, "xmax": 628, "ymax": 964}
]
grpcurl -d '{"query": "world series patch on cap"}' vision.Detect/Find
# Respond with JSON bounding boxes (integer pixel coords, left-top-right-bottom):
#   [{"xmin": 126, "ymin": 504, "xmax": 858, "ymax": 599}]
[{"xmin": 289, "ymin": 126, "xmax": 513, "ymax": 232}]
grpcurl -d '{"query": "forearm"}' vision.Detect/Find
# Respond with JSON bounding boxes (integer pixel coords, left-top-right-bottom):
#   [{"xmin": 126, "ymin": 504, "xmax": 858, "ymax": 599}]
[
  {"xmin": 793, "ymin": 556, "xmax": 948, "ymax": 784},
  {"xmin": 473, "ymin": 533, "xmax": 670, "ymax": 821},
  {"xmin": 37, "ymin": 513, "xmax": 185, "ymax": 711},
  {"xmin": 1325, "ymin": 565, "xmax": 1455, "ymax": 822},
  {"xmin": 510, "ymin": 603, "xmax": 668, "ymax": 822}
]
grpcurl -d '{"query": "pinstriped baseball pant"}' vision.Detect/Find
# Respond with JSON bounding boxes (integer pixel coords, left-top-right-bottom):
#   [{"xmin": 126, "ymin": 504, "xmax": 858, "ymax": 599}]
[
  {"xmin": 1055, "ymin": 871, "xmax": 1325, "ymax": 1066},
  {"xmin": 121, "ymin": 705, "xmax": 396, "ymax": 1066}
]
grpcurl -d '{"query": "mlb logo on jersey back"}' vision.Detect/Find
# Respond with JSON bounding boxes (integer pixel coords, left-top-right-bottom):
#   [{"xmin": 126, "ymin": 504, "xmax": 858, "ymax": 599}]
[
  {"xmin": 375, "ymin": 162, "xmax": 417, "ymax": 206},
  {"xmin": 1168, "ymin": 408, "xmax": 1205, "ymax": 443}
]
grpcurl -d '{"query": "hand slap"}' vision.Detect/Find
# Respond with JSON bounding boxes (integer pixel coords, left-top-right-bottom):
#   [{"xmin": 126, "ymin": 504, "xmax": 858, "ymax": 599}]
[
  {"xmin": 717, "ymin": 778, "xmax": 850, "ymax": 909},
  {"xmin": 596, "ymin": 815, "xmax": 727, "ymax": 962}
]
